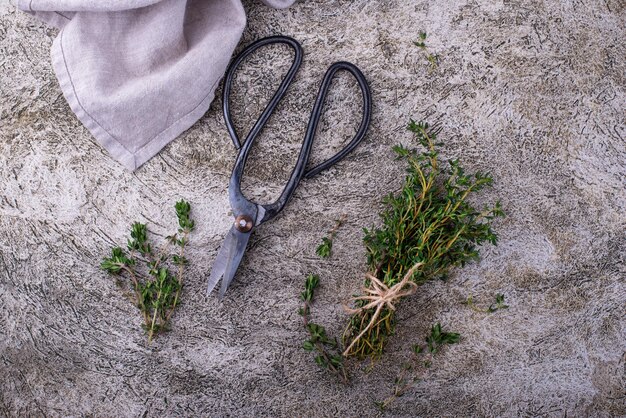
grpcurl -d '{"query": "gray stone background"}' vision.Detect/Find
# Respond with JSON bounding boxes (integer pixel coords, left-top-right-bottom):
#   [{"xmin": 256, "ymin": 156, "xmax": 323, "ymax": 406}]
[{"xmin": 1, "ymin": 0, "xmax": 625, "ymax": 416}]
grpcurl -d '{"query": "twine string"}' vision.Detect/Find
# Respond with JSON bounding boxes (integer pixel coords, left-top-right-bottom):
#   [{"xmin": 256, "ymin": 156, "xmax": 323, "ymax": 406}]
[{"xmin": 343, "ymin": 262, "xmax": 423, "ymax": 356}]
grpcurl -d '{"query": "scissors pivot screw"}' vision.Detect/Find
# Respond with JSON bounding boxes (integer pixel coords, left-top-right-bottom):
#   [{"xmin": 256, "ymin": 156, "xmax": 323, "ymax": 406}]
[{"xmin": 234, "ymin": 215, "xmax": 254, "ymax": 233}]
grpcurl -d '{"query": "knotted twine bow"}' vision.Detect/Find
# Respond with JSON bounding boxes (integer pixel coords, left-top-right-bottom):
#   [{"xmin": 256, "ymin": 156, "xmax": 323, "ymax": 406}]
[{"xmin": 343, "ymin": 262, "xmax": 424, "ymax": 356}]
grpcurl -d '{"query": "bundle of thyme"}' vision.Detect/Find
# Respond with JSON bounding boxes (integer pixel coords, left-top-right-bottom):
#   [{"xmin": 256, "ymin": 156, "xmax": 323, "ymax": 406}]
[
  {"xmin": 342, "ymin": 121, "xmax": 504, "ymax": 358},
  {"xmin": 101, "ymin": 200, "xmax": 195, "ymax": 342}
]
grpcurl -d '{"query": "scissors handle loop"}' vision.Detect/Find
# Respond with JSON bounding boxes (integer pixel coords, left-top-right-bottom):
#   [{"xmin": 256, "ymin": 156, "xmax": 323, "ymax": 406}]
[
  {"xmin": 222, "ymin": 35, "xmax": 372, "ymax": 225},
  {"xmin": 301, "ymin": 61, "xmax": 372, "ymax": 179},
  {"xmin": 222, "ymin": 36, "xmax": 303, "ymax": 150}
]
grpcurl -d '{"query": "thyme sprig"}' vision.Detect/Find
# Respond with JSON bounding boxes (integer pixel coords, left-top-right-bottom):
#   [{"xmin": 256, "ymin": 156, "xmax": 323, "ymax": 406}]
[
  {"xmin": 464, "ymin": 293, "xmax": 509, "ymax": 313},
  {"xmin": 343, "ymin": 121, "xmax": 504, "ymax": 358},
  {"xmin": 299, "ymin": 274, "xmax": 348, "ymax": 383},
  {"xmin": 375, "ymin": 323, "xmax": 460, "ymax": 411},
  {"xmin": 316, "ymin": 215, "xmax": 347, "ymax": 259},
  {"xmin": 414, "ymin": 32, "xmax": 438, "ymax": 70},
  {"xmin": 101, "ymin": 200, "xmax": 195, "ymax": 342}
]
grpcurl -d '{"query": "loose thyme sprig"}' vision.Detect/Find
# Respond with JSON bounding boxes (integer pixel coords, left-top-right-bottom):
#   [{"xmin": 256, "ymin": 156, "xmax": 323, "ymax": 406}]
[
  {"xmin": 316, "ymin": 215, "xmax": 347, "ymax": 259},
  {"xmin": 101, "ymin": 200, "xmax": 195, "ymax": 342},
  {"xmin": 343, "ymin": 121, "xmax": 504, "ymax": 358},
  {"xmin": 299, "ymin": 274, "xmax": 348, "ymax": 383},
  {"xmin": 464, "ymin": 293, "xmax": 509, "ymax": 313},
  {"xmin": 375, "ymin": 323, "xmax": 460, "ymax": 411},
  {"xmin": 414, "ymin": 32, "xmax": 438, "ymax": 70}
]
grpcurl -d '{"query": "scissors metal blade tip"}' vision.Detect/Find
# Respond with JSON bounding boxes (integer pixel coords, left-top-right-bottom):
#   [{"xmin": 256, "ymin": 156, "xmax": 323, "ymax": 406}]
[{"xmin": 206, "ymin": 224, "xmax": 253, "ymax": 298}]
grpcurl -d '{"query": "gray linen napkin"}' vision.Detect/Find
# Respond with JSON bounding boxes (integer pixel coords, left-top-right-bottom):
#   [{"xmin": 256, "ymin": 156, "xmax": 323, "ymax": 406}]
[{"xmin": 18, "ymin": 0, "xmax": 296, "ymax": 170}]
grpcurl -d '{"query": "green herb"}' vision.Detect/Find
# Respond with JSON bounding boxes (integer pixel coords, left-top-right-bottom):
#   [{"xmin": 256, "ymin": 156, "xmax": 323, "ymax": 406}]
[
  {"xmin": 413, "ymin": 32, "xmax": 438, "ymax": 70},
  {"xmin": 299, "ymin": 274, "xmax": 348, "ymax": 383},
  {"xmin": 101, "ymin": 200, "xmax": 195, "ymax": 342},
  {"xmin": 490, "ymin": 293, "xmax": 509, "ymax": 312},
  {"xmin": 413, "ymin": 31, "xmax": 427, "ymax": 48},
  {"xmin": 316, "ymin": 237, "xmax": 333, "ymax": 259},
  {"xmin": 376, "ymin": 323, "xmax": 460, "ymax": 411},
  {"xmin": 315, "ymin": 215, "xmax": 346, "ymax": 259},
  {"xmin": 425, "ymin": 322, "xmax": 460, "ymax": 354},
  {"xmin": 464, "ymin": 293, "xmax": 509, "ymax": 313},
  {"xmin": 343, "ymin": 121, "xmax": 504, "ymax": 358}
]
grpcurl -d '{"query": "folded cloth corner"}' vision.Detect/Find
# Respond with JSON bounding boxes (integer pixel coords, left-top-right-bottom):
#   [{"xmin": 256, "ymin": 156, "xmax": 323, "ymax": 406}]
[{"xmin": 18, "ymin": 0, "xmax": 296, "ymax": 170}]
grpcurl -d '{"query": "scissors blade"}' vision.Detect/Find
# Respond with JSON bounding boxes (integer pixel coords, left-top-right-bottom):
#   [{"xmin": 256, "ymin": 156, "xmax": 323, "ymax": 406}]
[
  {"xmin": 218, "ymin": 228, "xmax": 252, "ymax": 299},
  {"xmin": 206, "ymin": 227, "xmax": 237, "ymax": 295}
]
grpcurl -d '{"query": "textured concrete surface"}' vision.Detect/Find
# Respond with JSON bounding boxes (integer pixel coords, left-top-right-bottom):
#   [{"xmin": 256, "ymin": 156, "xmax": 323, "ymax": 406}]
[{"xmin": 1, "ymin": 0, "xmax": 625, "ymax": 416}]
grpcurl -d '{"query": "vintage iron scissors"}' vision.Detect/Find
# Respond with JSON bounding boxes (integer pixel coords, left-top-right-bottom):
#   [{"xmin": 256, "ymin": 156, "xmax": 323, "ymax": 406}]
[{"xmin": 206, "ymin": 35, "xmax": 372, "ymax": 298}]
